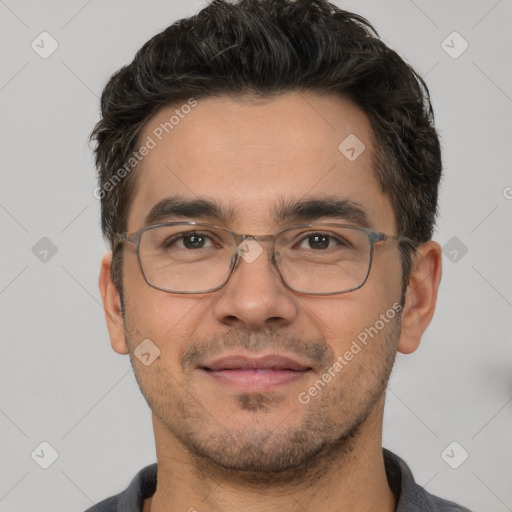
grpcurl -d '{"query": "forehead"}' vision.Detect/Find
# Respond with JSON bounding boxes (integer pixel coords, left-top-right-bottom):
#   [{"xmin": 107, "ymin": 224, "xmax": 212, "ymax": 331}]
[{"xmin": 127, "ymin": 92, "xmax": 394, "ymax": 232}]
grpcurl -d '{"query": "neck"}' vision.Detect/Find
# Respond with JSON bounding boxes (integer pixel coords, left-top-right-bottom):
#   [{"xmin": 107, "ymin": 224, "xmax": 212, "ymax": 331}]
[{"xmin": 147, "ymin": 400, "xmax": 396, "ymax": 512}]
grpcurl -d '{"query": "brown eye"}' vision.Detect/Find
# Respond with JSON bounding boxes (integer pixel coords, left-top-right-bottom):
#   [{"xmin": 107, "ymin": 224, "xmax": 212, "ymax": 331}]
[
  {"xmin": 163, "ymin": 232, "xmax": 216, "ymax": 250},
  {"xmin": 296, "ymin": 232, "xmax": 350, "ymax": 250},
  {"xmin": 307, "ymin": 234, "xmax": 330, "ymax": 250}
]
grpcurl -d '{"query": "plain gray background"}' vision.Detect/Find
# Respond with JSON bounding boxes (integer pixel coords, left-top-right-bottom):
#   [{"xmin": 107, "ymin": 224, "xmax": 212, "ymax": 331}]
[{"xmin": 1, "ymin": 1, "xmax": 511, "ymax": 510}]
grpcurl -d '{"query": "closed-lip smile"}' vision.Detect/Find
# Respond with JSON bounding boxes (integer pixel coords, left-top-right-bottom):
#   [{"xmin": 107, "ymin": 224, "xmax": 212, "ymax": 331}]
[{"xmin": 199, "ymin": 353, "xmax": 313, "ymax": 392}]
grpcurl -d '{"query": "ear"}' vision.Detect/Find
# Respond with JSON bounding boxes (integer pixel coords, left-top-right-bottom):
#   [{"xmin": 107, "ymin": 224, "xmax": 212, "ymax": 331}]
[
  {"xmin": 99, "ymin": 252, "xmax": 129, "ymax": 355},
  {"xmin": 397, "ymin": 241, "xmax": 442, "ymax": 355}
]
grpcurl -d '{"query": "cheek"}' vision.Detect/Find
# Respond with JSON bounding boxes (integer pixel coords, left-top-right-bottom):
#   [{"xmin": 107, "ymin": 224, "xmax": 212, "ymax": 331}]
[
  {"xmin": 306, "ymin": 275, "xmax": 402, "ymax": 358},
  {"xmin": 122, "ymin": 255, "xmax": 207, "ymax": 355},
  {"xmin": 318, "ymin": 300, "xmax": 400, "ymax": 394}
]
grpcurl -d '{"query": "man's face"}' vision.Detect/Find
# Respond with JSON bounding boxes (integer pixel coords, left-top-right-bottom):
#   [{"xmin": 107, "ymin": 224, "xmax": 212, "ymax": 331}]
[{"xmin": 119, "ymin": 92, "xmax": 404, "ymax": 474}]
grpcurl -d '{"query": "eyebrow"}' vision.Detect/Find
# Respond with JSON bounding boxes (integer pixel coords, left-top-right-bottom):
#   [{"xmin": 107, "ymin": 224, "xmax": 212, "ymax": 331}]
[
  {"xmin": 144, "ymin": 196, "xmax": 236, "ymax": 226},
  {"xmin": 273, "ymin": 197, "xmax": 370, "ymax": 227},
  {"xmin": 143, "ymin": 195, "xmax": 370, "ymax": 229}
]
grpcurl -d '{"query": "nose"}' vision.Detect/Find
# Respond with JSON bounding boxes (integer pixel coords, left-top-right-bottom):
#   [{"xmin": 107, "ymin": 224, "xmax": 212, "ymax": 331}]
[{"xmin": 212, "ymin": 239, "xmax": 299, "ymax": 330}]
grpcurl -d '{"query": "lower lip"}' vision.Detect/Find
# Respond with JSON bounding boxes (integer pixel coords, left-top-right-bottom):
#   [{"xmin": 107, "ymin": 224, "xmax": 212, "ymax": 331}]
[{"xmin": 201, "ymin": 368, "xmax": 311, "ymax": 392}]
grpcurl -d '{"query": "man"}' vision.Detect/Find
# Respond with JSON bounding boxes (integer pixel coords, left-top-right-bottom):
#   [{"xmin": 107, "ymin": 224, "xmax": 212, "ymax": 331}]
[{"xmin": 89, "ymin": 0, "xmax": 471, "ymax": 510}]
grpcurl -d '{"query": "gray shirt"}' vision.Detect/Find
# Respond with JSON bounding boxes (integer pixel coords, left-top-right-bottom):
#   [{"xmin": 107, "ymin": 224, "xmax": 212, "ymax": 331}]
[{"xmin": 85, "ymin": 449, "xmax": 472, "ymax": 511}]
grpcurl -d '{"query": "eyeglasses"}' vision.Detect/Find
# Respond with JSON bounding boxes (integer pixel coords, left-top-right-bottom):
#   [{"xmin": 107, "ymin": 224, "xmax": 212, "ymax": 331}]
[{"xmin": 114, "ymin": 222, "xmax": 415, "ymax": 295}]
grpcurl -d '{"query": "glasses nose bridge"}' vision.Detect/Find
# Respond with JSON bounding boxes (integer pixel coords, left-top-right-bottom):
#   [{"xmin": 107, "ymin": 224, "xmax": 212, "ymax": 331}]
[
  {"xmin": 231, "ymin": 232, "xmax": 281, "ymax": 269},
  {"xmin": 234, "ymin": 232, "xmax": 279, "ymax": 250}
]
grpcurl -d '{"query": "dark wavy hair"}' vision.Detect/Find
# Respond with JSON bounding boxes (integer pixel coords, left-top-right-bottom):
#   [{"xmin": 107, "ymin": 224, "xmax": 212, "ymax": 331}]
[{"xmin": 90, "ymin": 0, "xmax": 441, "ymax": 296}]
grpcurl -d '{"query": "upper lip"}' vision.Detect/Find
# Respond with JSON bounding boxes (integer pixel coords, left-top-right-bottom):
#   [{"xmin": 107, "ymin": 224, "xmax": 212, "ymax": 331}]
[{"xmin": 200, "ymin": 354, "xmax": 313, "ymax": 371}]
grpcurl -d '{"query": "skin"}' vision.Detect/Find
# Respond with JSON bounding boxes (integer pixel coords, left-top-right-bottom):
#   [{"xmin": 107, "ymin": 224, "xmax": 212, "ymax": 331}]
[{"xmin": 99, "ymin": 92, "xmax": 442, "ymax": 512}]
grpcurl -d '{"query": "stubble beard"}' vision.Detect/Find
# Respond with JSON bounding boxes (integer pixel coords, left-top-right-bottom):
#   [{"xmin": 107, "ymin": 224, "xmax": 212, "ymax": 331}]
[{"xmin": 127, "ymin": 322, "xmax": 399, "ymax": 485}]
